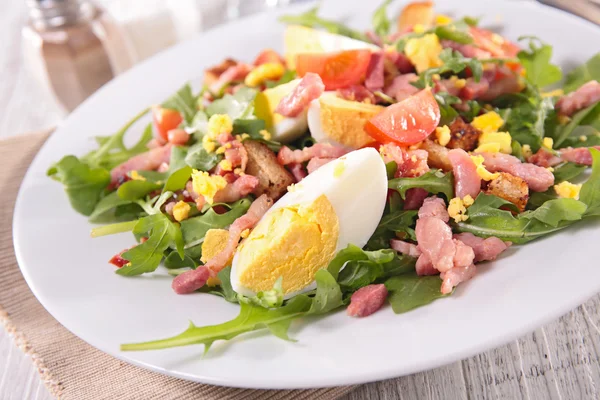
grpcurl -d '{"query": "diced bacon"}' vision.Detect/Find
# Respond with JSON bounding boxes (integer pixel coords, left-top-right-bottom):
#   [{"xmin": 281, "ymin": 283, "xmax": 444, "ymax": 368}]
[
  {"xmin": 277, "ymin": 143, "xmax": 349, "ymax": 165},
  {"xmin": 527, "ymin": 148, "xmax": 562, "ymax": 168},
  {"xmin": 440, "ymin": 264, "xmax": 476, "ymax": 294},
  {"xmin": 365, "ymin": 51, "xmax": 385, "ymax": 91},
  {"xmin": 213, "ymin": 174, "xmax": 259, "ymax": 203},
  {"xmin": 109, "ymin": 249, "xmax": 129, "ymax": 268},
  {"xmin": 448, "ymin": 148, "xmax": 482, "ymax": 199},
  {"xmin": 433, "ymin": 79, "xmax": 461, "ymax": 97},
  {"xmin": 307, "ymin": 157, "xmax": 335, "ymax": 174},
  {"xmin": 559, "ymin": 146, "xmax": 600, "ymax": 166},
  {"xmin": 403, "ymin": 188, "xmax": 429, "ymax": 210},
  {"xmin": 385, "ymin": 51, "xmax": 415, "ymax": 74},
  {"xmin": 441, "ymin": 39, "xmax": 491, "ymax": 59},
  {"xmin": 216, "ymin": 133, "xmax": 234, "ymax": 145},
  {"xmin": 164, "ymin": 201, "xmax": 176, "ymax": 216},
  {"xmin": 384, "ymin": 73, "xmax": 419, "ymax": 102},
  {"xmin": 172, "ymin": 266, "xmax": 210, "ymax": 295},
  {"xmin": 110, "ymin": 143, "xmax": 173, "ymax": 185},
  {"xmin": 147, "ymin": 137, "xmax": 167, "ymax": 149},
  {"xmin": 556, "ymin": 80, "xmax": 600, "ymax": 116},
  {"xmin": 205, "ymin": 195, "xmax": 273, "ymax": 275},
  {"xmin": 460, "ymin": 78, "xmax": 490, "ymax": 100},
  {"xmin": 288, "ymin": 163, "xmax": 308, "ymax": 182},
  {"xmin": 380, "ymin": 143, "xmax": 429, "ymax": 178},
  {"xmin": 418, "ymin": 196, "xmax": 450, "ymax": 222},
  {"xmin": 415, "ymin": 253, "xmax": 438, "ymax": 276},
  {"xmin": 347, "ymin": 284, "xmax": 388, "ymax": 317},
  {"xmin": 478, "ymin": 152, "xmax": 555, "ymax": 192},
  {"xmin": 209, "ymin": 63, "xmax": 252, "ymax": 93},
  {"xmin": 157, "ymin": 162, "xmax": 170, "ymax": 173},
  {"xmin": 390, "ymin": 239, "xmax": 422, "ymax": 257},
  {"xmin": 275, "ymin": 73, "xmax": 325, "ymax": 117},
  {"xmin": 225, "ymin": 140, "xmax": 249, "ymax": 172},
  {"xmin": 480, "ymin": 74, "xmax": 522, "ymax": 102},
  {"xmin": 416, "ymin": 217, "xmax": 475, "ymax": 273},
  {"xmin": 336, "ymin": 85, "xmax": 377, "ymax": 104},
  {"xmin": 167, "ymin": 129, "xmax": 190, "ymax": 145},
  {"xmin": 453, "ymin": 232, "xmax": 511, "ymax": 262},
  {"xmin": 366, "ymin": 31, "xmax": 384, "ymax": 47}
]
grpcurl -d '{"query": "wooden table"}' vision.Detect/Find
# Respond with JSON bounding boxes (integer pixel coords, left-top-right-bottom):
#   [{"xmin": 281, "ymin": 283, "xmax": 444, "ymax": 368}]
[{"xmin": 2, "ymin": 1, "xmax": 600, "ymax": 399}]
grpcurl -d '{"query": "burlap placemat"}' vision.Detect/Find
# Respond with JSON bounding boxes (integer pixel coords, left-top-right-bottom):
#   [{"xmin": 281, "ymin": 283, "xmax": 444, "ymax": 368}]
[{"xmin": 0, "ymin": 132, "xmax": 358, "ymax": 400}]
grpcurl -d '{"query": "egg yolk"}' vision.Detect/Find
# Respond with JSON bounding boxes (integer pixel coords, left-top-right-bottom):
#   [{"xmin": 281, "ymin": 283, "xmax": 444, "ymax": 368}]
[
  {"xmin": 235, "ymin": 194, "xmax": 340, "ymax": 295},
  {"xmin": 404, "ymin": 34, "xmax": 443, "ymax": 73},
  {"xmin": 201, "ymin": 229, "xmax": 231, "ymax": 286}
]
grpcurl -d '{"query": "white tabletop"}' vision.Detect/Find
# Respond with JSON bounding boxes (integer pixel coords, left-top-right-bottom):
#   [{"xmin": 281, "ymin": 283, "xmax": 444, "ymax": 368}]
[{"xmin": 2, "ymin": 1, "xmax": 600, "ymax": 399}]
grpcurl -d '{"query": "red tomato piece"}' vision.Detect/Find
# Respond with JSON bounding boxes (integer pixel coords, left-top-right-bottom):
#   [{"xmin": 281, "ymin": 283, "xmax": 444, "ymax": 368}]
[
  {"xmin": 253, "ymin": 49, "xmax": 285, "ymax": 66},
  {"xmin": 296, "ymin": 50, "xmax": 372, "ymax": 90},
  {"xmin": 152, "ymin": 106, "xmax": 183, "ymax": 141},
  {"xmin": 364, "ymin": 89, "xmax": 440, "ymax": 146}
]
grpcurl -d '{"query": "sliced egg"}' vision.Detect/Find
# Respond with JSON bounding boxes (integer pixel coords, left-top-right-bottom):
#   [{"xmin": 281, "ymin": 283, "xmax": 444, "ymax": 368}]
[
  {"xmin": 230, "ymin": 147, "xmax": 388, "ymax": 298},
  {"xmin": 307, "ymin": 92, "xmax": 384, "ymax": 149},
  {"xmin": 284, "ymin": 25, "xmax": 379, "ymax": 69},
  {"xmin": 254, "ymin": 79, "xmax": 308, "ymax": 143}
]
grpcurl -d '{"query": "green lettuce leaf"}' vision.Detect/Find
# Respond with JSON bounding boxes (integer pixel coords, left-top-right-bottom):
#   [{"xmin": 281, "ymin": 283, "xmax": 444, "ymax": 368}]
[
  {"xmin": 517, "ymin": 38, "xmax": 562, "ymax": 88},
  {"xmin": 388, "ymin": 169, "xmax": 454, "ymax": 200},
  {"xmin": 564, "ymin": 52, "xmax": 600, "ymax": 93},
  {"xmin": 47, "ymin": 155, "xmax": 110, "ymax": 216},
  {"xmin": 385, "ymin": 274, "xmax": 449, "ymax": 314},
  {"xmin": 206, "ymin": 87, "xmax": 258, "ymax": 120}
]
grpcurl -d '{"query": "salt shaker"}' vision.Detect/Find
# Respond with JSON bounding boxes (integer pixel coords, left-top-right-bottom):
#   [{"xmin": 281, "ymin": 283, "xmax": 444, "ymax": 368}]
[{"xmin": 22, "ymin": 0, "xmax": 136, "ymax": 112}]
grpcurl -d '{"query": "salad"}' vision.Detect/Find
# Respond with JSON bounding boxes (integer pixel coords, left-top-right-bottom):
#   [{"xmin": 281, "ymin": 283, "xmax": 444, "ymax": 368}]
[{"xmin": 48, "ymin": 1, "xmax": 600, "ymax": 354}]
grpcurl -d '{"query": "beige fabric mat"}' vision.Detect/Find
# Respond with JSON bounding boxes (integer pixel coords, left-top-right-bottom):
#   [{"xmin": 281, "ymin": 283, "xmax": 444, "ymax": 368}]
[{"xmin": 0, "ymin": 132, "xmax": 358, "ymax": 400}]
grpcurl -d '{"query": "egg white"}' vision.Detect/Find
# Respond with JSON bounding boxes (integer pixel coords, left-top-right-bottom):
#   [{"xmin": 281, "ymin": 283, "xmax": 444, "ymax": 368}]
[{"xmin": 230, "ymin": 147, "xmax": 388, "ymax": 298}]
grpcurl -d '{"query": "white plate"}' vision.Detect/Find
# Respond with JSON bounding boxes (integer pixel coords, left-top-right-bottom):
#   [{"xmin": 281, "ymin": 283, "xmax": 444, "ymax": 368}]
[{"xmin": 13, "ymin": 0, "xmax": 600, "ymax": 389}]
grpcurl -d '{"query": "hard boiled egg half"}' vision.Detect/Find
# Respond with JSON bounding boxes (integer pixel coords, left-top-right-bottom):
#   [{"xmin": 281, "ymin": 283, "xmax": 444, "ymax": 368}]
[{"xmin": 230, "ymin": 147, "xmax": 388, "ymax": 298}]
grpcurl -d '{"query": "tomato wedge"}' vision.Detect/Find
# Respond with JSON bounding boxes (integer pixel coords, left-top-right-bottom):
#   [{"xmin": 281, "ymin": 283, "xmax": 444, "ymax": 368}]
[
  {"xmin": 152, "ymin": 106, "xmax": 183, "ymax": 141},
  {"xmin": 364, "ymin": 89, "xmax": 440, "ymax": 146},
  {"xmin": 296, "ymin": 50, "xmax": 372, "ymax": 90}
]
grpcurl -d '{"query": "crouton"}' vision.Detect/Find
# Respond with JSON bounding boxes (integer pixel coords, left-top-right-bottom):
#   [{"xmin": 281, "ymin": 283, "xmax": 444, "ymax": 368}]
[
  {"xmin": 421, "ymin": 139, "xmax": 452, "ymax": 171},
  {"xmin": 203, "ymin": 58, "xmax": 238, "ymax": 87},
  {"xmin": 243, "ymin": 140, "xmax": 294, "ymax": 200},
  {"xmin": 447, "ymin": 117, "xmax": 482, "ymax": 151},
  {"xmin": 485, "ymin": 172, "xmax": 529, "ymax": 212},
  {"xmin": 397, "ymin": 1, "xmax": 434, "ymax": 31}
]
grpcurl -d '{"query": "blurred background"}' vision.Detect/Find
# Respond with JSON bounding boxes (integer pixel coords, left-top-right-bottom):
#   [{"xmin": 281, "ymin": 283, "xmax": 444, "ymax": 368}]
[
  {"xmin": 1, "ymin": 0, "xmax": 312, "ymax": 138},
  {"xmin": 0, "ymin": 0, "xmax": 598, "ymax": 139}
]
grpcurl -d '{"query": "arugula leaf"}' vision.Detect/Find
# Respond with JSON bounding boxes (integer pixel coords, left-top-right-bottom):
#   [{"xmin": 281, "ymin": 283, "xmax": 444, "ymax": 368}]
[
  {"xmin": 388, "ymin": 169, "xmax": 454, "ymax": 200},
  {"xmin": 279, "ymin": 7, "xmax": 370, "ymax": 42},
  {"xmin": 517, "ymin": 38, "xmax": 562, "ymax": 88},
  {"xmin": 417, "ymin": 49, "xmax": 483, "ymax": 88},
  {"xmin": 197, "ymin": 266, "xmax": 239, "ymax": 303},
  {"xmin": 83, "ymin": 108, "xmax": 152, "ymax": 170},
  {"xmin": 564, "ymin": 52, "xmax": 600, "ymax": 93},
  {"xmin": 206, "ymin": 87, "xmax": 258, "ymax": 120},
  {"xmin": 163, "ymin": 166, "xmax": 193, "ymax": 193},
  {"xmin": 117, "ymin": 214, "xmax": 184, "ymax": 276},
  {"xmin": 308, "ymin": 269, "xmax": 345, "ymax": 314},
  {"xmin": 88, "ymin": 191, "xmax": 140, "ymax": 223},
  {"xmin": 121, "ymin": 295, "xmax": 312, "ymax": 352},
  {"xmin": 185, "ymin": 142, "xmax": 222, "ymax": 171},
  {"xmin": 560, "ymin": 131, "xmax": 600, "ymax": 149},
  {"xmin": 434, "ymin": 24, "xmax": 473, "ymax": 44},
  {"xmin": 435, "ymin": 92, "xmax": 461, "ymax": 125},
  {"xmin": 366, "ymin": 209, "xmax": 418, "ymax": 250},
  {"xmin": 117, "ymin": 180, "xmax": 162, "ymax": 201},
  {"xmin": 580, "ymin": 148, "xmax": 600, "ymax": 216},
  {"xmin": 372, "ymin": 0, "xmax": 393, "ymax": 37},
  {"xmin": 239, "ymin": 278, "xmax": 284, "ymax": 309},
  {"xmin": 385, "ymin": 274, "xmax": 449, "ymax": 314},
  {"xmin": 502, "ymin": 90, "xmax": 553, "ymax": 151},
  {"xmin": 162, "ymin": 83, "xmax": 197, "ymax": 123},
  {"xmin": 265, "ymin": 70, "xmax": 297, "ymax": 89},
  {"xmin": 163, "ymin": 251, "xmax": 198, "ymax": 269},
  {"xmin": 553, "ymin": 162, "xmax": 587, "ymax": 183},
  {"xmin": 47, "ymin": 155, "xmax": 110, "ymax": 216},
  {"xmin": 553, "ymin": 103, "xmax": 600, "ymax": 148},
  {"xmin": 522, "ymin": 198, "xmax": 587, "ymax": 227}
]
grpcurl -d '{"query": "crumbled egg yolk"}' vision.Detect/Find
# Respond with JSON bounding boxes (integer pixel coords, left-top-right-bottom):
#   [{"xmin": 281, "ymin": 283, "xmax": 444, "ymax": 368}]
[
  {"xmin": 557, "ymin": 115, "xmax": 571, "ymax": 125},
  {"xmin": 413, "ymin": 24, "xmax": 427, "ymax": 33},
  {"xmin": 235, "ymin": 133, "xmax": 250, "ymax": 141},
  {"xmin": 470, "ymin": 155, "xmax": 500, "ymax": 181},
  {"xmin": 554, "ymin": 181, "xmax": 582, "ymax": 199},
  {"xmin": 130, "ymin": 170, "xmax": 146, "ymax": 181},
  {"xmin": 215, "ymin": 146, "xmax": 227, "ymax": 155},
  {"xmin": 435, "ymin": 125, "xmax": 451, "ymax": 146},
  {"xmin": 259, "ymin": 129, "xmax": 272, "ymax": 140},
  {"xmin": 543, "ymin": 137, "xmax": 554, "ymax": 149},
  {"xmin": 219, "ymin": 159, "xmax": 233, "ymax": 172},
  {"xmin": 546, "ymin": 167, "xmax": 555, "ymax": 172},
  {"xmin": 191, "ymin": 170, "xmax": 227, "ymax": 204},
  {"xmin": 451, "ymin": 76, "xmax": 466, "ymax": 89},
  {"xmin": 522, "ymin": 144, "xmax": 533, "ymax": 158},
  {"xmin": 541, "ymin": 89, "xmax": 564, "ymax": 98},
  {"xmin": 435, "ymin": 14, "xmax": 453, "ymax": 25},
  {"xmin": 333, "ymin": 160, "xmax": 346, "ymax": 177},
  {"xmin": 203, "ymin": 114, "xmax": 233, "ymax": 153},
  {"xmin": 476, "ymin": 131, "xmax": 512, "ymax": 154},
  {"xmin": 580, "ymin": 135, "xmax": 588, "ymax": 142},
  {"xmin": 235, "ymin": 194, "xmax": 339, "ymax": 295},
  {"xmin": 201, "ymin": 229, "xmax": 231, "ymax": 286},
  {"xmin": 404, "ymin": 34, "xmax": 443, "ymax": 73},
  {"xmin": 244, "ymin": 62, "xmax": 285, "ymax": 87},
  {"xmin": 448, "ymin": 196, "xmax": 473, "ymax": 223},
  {"xmin": 471, "ymin": 111, "xmax": 505, "ymax": 133},
  {"xmin": 234, "ymin": 167, "xmax": 245, "ymax": 176},
  {"xmin": 172, "ymin": 201, "xmax": 191, "ymax": 222}
]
